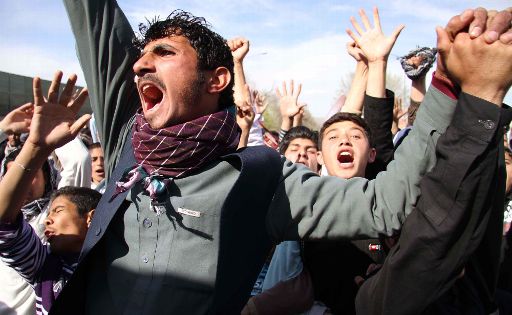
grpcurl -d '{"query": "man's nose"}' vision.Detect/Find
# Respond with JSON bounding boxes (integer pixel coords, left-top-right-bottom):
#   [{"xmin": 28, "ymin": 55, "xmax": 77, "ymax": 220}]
[{"xmin": 133, "ymin": 53, "xmax": 155, "ymax": 76}]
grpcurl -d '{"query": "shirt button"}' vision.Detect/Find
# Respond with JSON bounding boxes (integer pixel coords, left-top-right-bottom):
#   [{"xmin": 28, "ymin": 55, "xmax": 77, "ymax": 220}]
[
  {"xmin": 142, "ymin": 255, "xmax": 149, "ymax": 263},
  {"xmin": 143, "ymin": 218, "xmax": 152, "ymax": 229},
  {"xmin": 95, "ymin": 227, "xmax": 101, "ymax": 236},
  {"xmin": 479, "ymin": 119, "xmax": 495, "ymax": 130}
]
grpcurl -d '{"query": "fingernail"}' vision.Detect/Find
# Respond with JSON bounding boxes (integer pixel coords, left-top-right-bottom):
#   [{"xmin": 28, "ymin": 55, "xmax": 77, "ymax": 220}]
[
  {"xmin": 470, "ymin": 26, "xmax": 482, "ymax": 37},
  {"xmin": 485, "ymin": 31, "xmax": 499, "ymax": 42}
]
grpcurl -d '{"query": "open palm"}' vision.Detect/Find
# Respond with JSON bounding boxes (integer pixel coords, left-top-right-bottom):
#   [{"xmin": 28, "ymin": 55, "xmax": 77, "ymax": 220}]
[
  {"xmin": 347, "ymin": 7, "xmax": 404, "ymax": 62},
  {"xmin": 27, "ymin": 71, "xmax": 90, "ymax": 151}
]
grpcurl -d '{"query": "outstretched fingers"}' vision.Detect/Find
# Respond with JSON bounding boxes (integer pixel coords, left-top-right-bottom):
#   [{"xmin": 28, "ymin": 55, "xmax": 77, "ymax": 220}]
[
  {"xmin": 359, "ymin": 9, "xmax": 372, "ymax": 31},
  {"xmin": 372, "ymin": 7, "xmax": 381, "ymax": 31},
  {"xmin": 294, "ymin": 82, "xmax": 302, "ymax": 100},
  {"xmin": 33, "ymin": 77, "xmax": 45, "ymax": 106},
  {"xmin": 350, "ymin": 16, "xmax": 364, "ymax": 36},
  {"xmin": 47, "ymin": 71, "xmax": 63, "ymax": 104},
  {"xmin": 59, "ymin": 74, "xmax": 78, "ymax": 107},
  {"xmin": 67, "ymin": 88, "xmax": 89, "ymax": 114}
]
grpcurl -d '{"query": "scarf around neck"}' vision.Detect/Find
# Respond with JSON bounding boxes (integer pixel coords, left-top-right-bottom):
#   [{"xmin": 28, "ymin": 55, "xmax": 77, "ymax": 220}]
[{"xmin": 115, "ymin": 108, "xmax": 240, "ymax": 202}]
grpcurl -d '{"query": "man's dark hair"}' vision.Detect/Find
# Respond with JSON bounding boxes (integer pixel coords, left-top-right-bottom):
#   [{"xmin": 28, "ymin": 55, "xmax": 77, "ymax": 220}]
[
  {"xmin": 319, "ymin": 112, "xmax": 373, "ymax": 149},
  {"xmin": 278, "ymin": 126, "xmax": 319, "ymax": 154},
  {"xmin": 133, "ymin": 10, "xmax": 234, "ymax": 108},
  {"xmin": 50, "ymin": 186, "xmax": 102, "ymax": 217}
]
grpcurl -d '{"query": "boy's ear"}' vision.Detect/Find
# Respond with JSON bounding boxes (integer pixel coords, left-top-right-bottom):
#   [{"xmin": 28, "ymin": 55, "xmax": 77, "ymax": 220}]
[
  {"xmin": 206, "ymin": 67, "xmax": 231, "ymax": 95},
  {"xmin": 368, "ymin": 148, "xmax": 376, "ymax": 164},
  {"xmin": 317, "ymin": 151, "xmax": 325, "ymax": 166},
  {"xmin": 86, "ymin": 209, "xmax": 95, "ymax": 228}
]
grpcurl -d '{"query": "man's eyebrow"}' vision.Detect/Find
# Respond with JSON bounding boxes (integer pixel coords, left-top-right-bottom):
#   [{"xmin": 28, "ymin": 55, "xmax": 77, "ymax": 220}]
[
  {"xmin": 141, "ymin": 43, "xmax": 178, "ymax": 56},
  {"xmin": 50, "ymin": 205, "xmax": 64, "ymax": 212}
]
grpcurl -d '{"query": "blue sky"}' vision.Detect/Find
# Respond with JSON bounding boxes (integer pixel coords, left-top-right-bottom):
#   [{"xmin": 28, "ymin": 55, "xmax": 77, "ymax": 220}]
[{"xmin": 0, "ymin": 0, "xmax": 510, "ymax": 119}]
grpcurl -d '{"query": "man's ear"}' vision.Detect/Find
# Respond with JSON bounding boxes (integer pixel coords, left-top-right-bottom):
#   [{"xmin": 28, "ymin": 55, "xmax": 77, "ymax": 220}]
[
  {"xmin": 86, "ymin": 209, "xmax": 95, "ymax": 228},
  {"xmin": 317, "ymin": 151, "xmax": 325, "ymax": 166},
  {"xmin": 368, "ymin": 148, "xmax": 376, "ymax": 164},
  {"xmin": 207, "ymin": 67, "xmax": 231, "ymax": 95}
]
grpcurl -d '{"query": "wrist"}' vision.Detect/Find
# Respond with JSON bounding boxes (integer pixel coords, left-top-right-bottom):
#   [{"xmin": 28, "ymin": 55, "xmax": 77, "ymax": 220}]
[
  {"xmin": 24, "ymin": 140, "xmax": 53, "ymax": 157},
  {"xmin": 280, "ymin": 118, "xmax": 293, "ymax": 132},
  {"xmin": 368, "ymin": 59, "xmax": 388, "ymax": 68},
  {"xmin": 0, "ymin": 121, "xmax": 11, "ymax": 135},
  {"xmin": 460, "ymin": 85, "xmax": 505, "ymax": 106}
]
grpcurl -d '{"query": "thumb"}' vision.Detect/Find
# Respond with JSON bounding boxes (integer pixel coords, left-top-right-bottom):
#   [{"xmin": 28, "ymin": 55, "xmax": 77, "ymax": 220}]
[
  {"xmin": 70, "ymin": 114, "xmax": 91, "ymax": 135},
  {"xmin": 390, "ymin": 24, "xmax": 405, "ymax": 42},
  {"xmin": 436, "ymin": 26, "xmax": 451, "ymax": 54}
]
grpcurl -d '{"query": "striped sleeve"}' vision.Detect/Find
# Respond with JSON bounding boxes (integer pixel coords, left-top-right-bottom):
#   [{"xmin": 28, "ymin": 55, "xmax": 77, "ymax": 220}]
[{"xmin": 0, "ymin": 215, "xmax": 48, "ymax": 285}]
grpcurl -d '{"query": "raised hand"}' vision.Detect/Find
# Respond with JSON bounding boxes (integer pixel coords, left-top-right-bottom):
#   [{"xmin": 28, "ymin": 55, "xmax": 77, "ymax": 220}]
[
  {"xmin": 0, "ymin": 103, "xmax": 33, "ymax": 135},
  {"xmin": 27, "ymin": 71, "xmax": 91, "ymax": 151},
  {"xmin": 227, "ymin": 37, "xmax": 250, "ymax": 63},
  {"xmin": 253, "ymin": 90, "xmax": 268, "ymax": 115},
  {"xmin": 346, "ymin": 7, "xmax": 404, "ymax": 63},
  {"xmin": 236, "ymin": 84, "xmax": 255, "ymax": 131},
  {"xmin": 277, "ymin": 80, "xmax": 305, "ymax": 119}
]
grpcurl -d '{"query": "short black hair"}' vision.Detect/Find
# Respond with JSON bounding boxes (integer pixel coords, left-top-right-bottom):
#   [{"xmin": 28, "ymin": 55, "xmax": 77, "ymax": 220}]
[
  {"xmin": 319, "ymin": 112, "xmax": 373, "ymax": 149},
  {"xmin": 50, "ymin": 186, "xmax": 102, "ymax": 217},
  {"xmin": 133, "ymin": 10, "xmax": 234, "ymax": 108},
  {"xmin": 88, "ymin": 142, "xmax": 102, "ymax": 150},
  {"xmin": 278, "ymin": 126, "xmax": 319, "ymax": 154}
]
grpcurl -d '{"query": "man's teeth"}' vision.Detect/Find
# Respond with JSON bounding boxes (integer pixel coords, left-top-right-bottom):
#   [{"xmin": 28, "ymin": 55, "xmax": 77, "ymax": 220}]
[{"xmin": 339, "ymin": 152, "xmax": 351, "ymax": 156}]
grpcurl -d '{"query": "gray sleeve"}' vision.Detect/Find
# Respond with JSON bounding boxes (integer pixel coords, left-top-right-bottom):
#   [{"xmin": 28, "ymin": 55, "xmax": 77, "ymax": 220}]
[
  {"xmin": 62, "ymin": 0, "xmax": 140, "ymax": 178},
  {"xmin": 266, "ymin": 86, "xmax": 456, "ymax": 241}
]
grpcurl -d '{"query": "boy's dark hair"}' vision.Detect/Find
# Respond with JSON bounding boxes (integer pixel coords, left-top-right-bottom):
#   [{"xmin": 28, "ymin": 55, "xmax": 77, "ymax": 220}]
[
  {"xmin": 133, "ymin": 10, "xmax": 234, "ymax": 108},
  {"xmin": 88, "ymin": 142, "xmax": 102, "ymax": 150},
  {"xmin": 50, "ymin": 186, "xmax": 102, "ymax": 217},
  {"xmin": 319, "ymin": 112, "xmax": 374, "ymax": 149},
  {"xmin": 278, "ymin": 126, "xmax": 319, "ymax": 154}
]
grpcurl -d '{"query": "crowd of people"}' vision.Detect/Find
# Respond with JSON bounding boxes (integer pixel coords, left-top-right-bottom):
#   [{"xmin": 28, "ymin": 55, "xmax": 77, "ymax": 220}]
[{"xmin": 0, "ymin": 1, "xmax": 511, "ymax": 314}]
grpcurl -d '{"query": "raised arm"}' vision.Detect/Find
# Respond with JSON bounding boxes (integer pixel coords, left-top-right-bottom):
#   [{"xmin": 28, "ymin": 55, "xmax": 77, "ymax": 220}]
[
  {"xmin": 345, "ymin": 7, "xmax": 401, "ymax": 175},
  {"xmin": 62, "ymin": 0, "xmax": 140, "ymax": 178},
  {"xmin": 340, "ymin": 43, "xmax": 368, "ymax": 116},
  {"xmin": 228, "ymin": 37, "xmax": 250, "ymax": 107}
]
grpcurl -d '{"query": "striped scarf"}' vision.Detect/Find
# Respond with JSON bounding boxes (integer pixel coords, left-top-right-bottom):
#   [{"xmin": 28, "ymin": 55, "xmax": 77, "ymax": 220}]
[{"xmin": 115, "ymin": 109, "xmax": 240, "ymax": 202}]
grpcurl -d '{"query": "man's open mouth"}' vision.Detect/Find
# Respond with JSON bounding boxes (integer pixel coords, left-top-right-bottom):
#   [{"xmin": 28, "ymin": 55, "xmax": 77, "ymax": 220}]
[
  {"xmin": 338, "ymin": 151, "xmax": 354, "ymax": 164},
  {"xmin": 140, "ymin": 83, "xmax": 164, "ymax": 111}
]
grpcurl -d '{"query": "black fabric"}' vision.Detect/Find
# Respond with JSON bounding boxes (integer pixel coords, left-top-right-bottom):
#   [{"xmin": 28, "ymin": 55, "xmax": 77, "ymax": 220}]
[
  {"xmin": 363, "ymin": 90, "xmax": 395, "ymax": 180},
  {"xmin": 498, "ymin": 227, "xmax": 512, "ymax": 292},
  {"xmin": 355, "ymin": 93, "xmax": 512, "ymax": 315}
]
